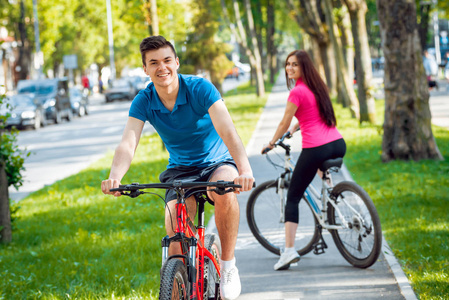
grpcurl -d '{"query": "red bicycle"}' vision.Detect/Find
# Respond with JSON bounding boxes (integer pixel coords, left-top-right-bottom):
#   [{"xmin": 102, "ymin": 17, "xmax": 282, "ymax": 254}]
[{"xmin": 111, "ymin": 180, "xmax": 241, "ymax": 300}]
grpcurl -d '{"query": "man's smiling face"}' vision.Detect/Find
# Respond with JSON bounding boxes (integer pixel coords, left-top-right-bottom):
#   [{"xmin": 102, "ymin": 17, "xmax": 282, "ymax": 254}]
[{"xmin": 143, "ymin": 46, "xmax": 180, "ymax": 88}]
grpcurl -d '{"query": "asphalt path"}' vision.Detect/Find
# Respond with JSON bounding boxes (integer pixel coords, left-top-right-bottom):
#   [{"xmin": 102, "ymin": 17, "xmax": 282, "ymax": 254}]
[
  {"xmin": 222, "ymin": 75, "xmax": 410, "ymax": 299},
  {"xmin": 8, "ymin": 96, "xmax": 155, "ymax": 201}
]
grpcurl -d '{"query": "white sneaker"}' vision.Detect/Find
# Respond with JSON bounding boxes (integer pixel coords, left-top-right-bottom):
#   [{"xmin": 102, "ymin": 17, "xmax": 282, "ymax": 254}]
[
  {"xmin": 274, "ymin": 250, "xmax": 300, "ymax": 271},
  {"xmin": 220, "ymin": 265, "xmax": 241, "ymax": 300}
]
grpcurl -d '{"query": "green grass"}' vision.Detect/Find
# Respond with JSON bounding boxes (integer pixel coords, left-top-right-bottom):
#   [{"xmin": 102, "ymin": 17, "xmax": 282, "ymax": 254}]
[
  {"xmin": 0, "ymin": 83, "xmax": 268, "ymax": 300},
  {"xmin": 334, "ymin": 100, "xmax": 449, "ymax": 300}
]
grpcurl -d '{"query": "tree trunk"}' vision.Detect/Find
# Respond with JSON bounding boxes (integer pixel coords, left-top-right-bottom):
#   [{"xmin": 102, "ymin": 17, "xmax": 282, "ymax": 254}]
[
  {"xmin": 150, "ymin": 0, "xmax": 159, "ymax": 36},
  {"xmin": 254, "ymin": 1, "xmax": 265, "ymax": 74},
  {"xmin": 17, "ymin": 0, "xmax": 31, "ymax": 81},
  {"xmin": 0, "ymin": 159, "xmax": 12, "ymax": 244},
  {"xmin": 323, "ymin": 0, "xmax": 359, "ymax": 118},
  {"xmin": 376, "ymin": 0, "xmax": 443, "ymax": 162},
  {"xmin": 320, "ymin": 41, "xmax": 337, "ymax": 97},
  {"xmin": 335, "ymin": 7, "xmax": 354, "ymax": 106},
  {"xmin": 267, "ymin": 0, "xmax": 276, "ymax": 84},
  {"xmin": 221, "ymin": 0, "xmax": 265, "ymax": 97},
  {"xmin": 144, "ymin": 0, "xmax": 159, "ymax": 36},
  {"xmin": 418, "ymin": 3, "xmax": 431, "ymax": 52},
  {"xmin": 343, "ymin": 0, "xmax": 376, "ymax": 123},
  {"xmin": 243, "ymin": 0, "xmax": 265, "ymax": 97}
]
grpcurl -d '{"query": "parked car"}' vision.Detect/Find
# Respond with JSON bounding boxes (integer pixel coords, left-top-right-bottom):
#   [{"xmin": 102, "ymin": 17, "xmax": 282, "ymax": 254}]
[
  {"xmin": 0, "ymin": 94, "xmax": 46, "ymax": 129},
  {"xmin": 104, "ymin": 79, "xmax": 135, "ymax": 102},
  {"xmin": 124, "ymin": 76, "xmax": 149, "ymax": 96},
  {"xmin": 69, "ymin": 87, "xmax": 89, "ymax": 117},
  {"xmin": 17, "ymin": 78, "xmax": 73, "ymax": 124}
]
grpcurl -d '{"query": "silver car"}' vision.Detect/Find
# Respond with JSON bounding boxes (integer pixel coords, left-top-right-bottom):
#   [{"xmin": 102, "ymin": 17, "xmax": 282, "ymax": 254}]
[{"xmin": 0, "ymin": 94, "xmax": 47, "ymax": 129}]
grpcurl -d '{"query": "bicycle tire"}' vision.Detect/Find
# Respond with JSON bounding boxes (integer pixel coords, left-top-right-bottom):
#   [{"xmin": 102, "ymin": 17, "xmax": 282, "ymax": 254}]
[
  {"xmin": 246, "ymin": 180, "xmax": 320, "ymax": 256},
  {"xmin": 203, "ymin": 234, "xmax": 222, "ymax": 300},
  {"xmin": 159, "ymin": 259, "xmax": 189, "ymax": 300},
  {"xmin": 328, "ymin": 181, "xmax": 382, "ymax": 268}
]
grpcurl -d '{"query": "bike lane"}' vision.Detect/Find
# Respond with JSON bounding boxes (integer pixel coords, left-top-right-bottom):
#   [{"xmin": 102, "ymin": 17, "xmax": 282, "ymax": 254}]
[{"xmin": 209, "ymin": 74, "xmax": 417, "ymax": 299}]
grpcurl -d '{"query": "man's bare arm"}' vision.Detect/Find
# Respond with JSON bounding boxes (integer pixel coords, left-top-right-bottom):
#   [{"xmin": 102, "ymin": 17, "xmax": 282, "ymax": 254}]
[
  {"xmin": 101, "ymin": 117, "xmax": 145, "ymax": 196},
  {"xmin": 208, "ymin": 100, "xmax": 254, "ymax": 192}
]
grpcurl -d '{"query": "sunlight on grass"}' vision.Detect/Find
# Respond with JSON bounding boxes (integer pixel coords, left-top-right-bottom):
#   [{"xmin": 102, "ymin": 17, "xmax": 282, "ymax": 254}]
[{"xmin": 0, "ymin": 83, "xmax": 268, "ymax": 299}]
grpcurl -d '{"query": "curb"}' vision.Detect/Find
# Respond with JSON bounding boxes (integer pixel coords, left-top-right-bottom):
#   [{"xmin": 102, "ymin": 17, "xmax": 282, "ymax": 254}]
[{"xmin": 342, "ymin": 165, "xmax": 418, "ymax": 300}]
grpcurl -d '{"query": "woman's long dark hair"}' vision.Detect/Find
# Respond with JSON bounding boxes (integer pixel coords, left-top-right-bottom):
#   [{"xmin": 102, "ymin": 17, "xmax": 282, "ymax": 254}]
[{"xmin": 285, "ymin": 50, "xmax": 337, "ymax": 127}]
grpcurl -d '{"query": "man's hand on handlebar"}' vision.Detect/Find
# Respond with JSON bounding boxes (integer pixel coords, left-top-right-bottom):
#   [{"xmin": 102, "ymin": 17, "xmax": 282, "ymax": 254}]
[
  {"xmin": 233, "ymin": 173, "xmax": 255, "ymax": 194},
  {"xmin": 101, "ymin": 178, "xmax": 122, "ymax": 197}
]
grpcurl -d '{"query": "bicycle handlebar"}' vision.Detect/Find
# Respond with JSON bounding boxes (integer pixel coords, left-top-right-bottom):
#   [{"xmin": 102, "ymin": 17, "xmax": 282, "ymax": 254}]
[
  {"xmin": 110, "ymin": 180, "xmax": 247, "ymax": 198},
  {"xmin": 262, "ymin": 131, "xmax": 294, "ymax": 154}
]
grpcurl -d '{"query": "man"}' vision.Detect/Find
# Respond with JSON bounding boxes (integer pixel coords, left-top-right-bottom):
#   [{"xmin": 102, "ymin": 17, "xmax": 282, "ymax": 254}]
[
  {"xmin": 423, "ymin": 50, "xmax": 439, "ymax": 90},
  {"xmin": 101, "ymin": 35, "xmax": 254, "ymax": 300}
]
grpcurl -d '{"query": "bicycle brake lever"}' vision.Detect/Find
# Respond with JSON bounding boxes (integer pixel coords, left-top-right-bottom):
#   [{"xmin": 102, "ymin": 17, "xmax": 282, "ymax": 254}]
[
  {"xmin": 213, "ymin": 187, "xmax": 235, "ymax": 195},
  {"xmin": 121, "ymin": 190, "xmax": 144, "ymax": 198}
]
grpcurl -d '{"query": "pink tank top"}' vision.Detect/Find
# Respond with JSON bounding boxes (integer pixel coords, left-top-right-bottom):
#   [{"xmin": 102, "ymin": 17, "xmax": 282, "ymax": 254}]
[{"xmin": 287, "ymin": 79, "xmax": 342, "ymax": 148}]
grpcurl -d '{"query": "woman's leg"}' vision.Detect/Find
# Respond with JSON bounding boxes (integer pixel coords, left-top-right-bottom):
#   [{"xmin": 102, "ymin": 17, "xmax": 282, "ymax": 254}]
[{"xmin": 284, "ymin": 139, "xmax": 346, "ymax": 248}]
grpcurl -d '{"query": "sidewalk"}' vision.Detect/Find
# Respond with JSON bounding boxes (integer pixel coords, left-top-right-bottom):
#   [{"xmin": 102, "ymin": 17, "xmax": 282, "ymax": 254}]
[{"xmin": 217, "ymin": 75, "xmax": 417, "ymax": 299}]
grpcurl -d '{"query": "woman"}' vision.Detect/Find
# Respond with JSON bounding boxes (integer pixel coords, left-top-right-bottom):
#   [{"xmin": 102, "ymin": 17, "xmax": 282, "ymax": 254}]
[{"xmin": 263, "ymin": 50, "xmax": 346, "ymax": 271}]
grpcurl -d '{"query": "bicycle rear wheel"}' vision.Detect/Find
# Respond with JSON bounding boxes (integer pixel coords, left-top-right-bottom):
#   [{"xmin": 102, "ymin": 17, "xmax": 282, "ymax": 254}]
[
  {"xmin": 203, "ymin": 234, "xmax": 222, "ymax": 300},
  {"xmin": 246, "ymin": 180, "xmax": 320, "ymax": 256},
  {"xmin": 328, "ymin": 181, "xmax": 382, "ymax": 268},
  {"xmin": 159, "ymin": 259, "xmax": 189, "ymax": 300}
]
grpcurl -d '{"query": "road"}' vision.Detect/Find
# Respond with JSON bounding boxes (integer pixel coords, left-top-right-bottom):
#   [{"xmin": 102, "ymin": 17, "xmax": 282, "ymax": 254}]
[
  {"xmin": 9, "ymin": 75, "xmax": 249, "ymax": 201},
  {"xmin": 8, "ymin": 95, "xmax": 155, "ymax": 201}
]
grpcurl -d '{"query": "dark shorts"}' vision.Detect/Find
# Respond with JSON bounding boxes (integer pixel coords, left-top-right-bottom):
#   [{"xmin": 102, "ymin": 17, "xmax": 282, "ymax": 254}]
[{"xmin": 159, "ymin": 159, "xmax": 238, "ymax": 204}]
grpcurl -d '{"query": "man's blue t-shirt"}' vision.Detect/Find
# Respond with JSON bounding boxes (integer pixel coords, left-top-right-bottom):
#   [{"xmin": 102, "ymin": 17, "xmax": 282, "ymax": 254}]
[{"xmin": 129, "ymin": 74, "xmax": 232, "ymax": 168}]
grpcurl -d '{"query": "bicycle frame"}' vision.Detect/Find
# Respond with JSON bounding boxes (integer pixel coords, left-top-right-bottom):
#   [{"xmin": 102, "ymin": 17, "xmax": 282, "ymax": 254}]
[
  {"xmin": 161, "ymin": 187, "xmax": 220, "ymax": 300},
  {"xmin": 274, "ymin": 141, "xmax": 354, "ymax": 231}
]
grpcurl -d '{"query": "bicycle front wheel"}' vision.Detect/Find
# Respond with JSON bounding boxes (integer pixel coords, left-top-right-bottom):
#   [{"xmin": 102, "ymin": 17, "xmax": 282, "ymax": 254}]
[
  {"xmin": 328, "ymin": 181, "xmax": 382, "ymax": 268},
  {"xmin": 246, "ymin": 180, "xmax": 320, "ymax": 256},
  {"xmin": 203, "ymin": 234, "xmax": 221, "ymax": 300},
  {"xmin": 159, "ymin": 259, "xmax": 189, "ymax": 300}
]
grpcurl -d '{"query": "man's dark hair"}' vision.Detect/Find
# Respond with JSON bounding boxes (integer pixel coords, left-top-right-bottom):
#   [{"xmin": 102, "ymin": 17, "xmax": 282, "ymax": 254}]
[{"xmin": 140, "ymin": 35, "xmax": 177, "ymax": 65}]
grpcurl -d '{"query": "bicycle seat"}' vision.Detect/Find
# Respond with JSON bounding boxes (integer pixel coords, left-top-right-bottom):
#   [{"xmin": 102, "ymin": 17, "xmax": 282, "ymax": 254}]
[{"xmin": 319, "ymin": 158, "xmax": 343, "ymax": 171}]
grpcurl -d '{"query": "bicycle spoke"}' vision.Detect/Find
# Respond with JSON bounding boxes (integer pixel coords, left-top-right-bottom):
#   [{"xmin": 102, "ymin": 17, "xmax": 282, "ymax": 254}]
[{"xmin": 328, "ymin": 181, "xmax": 382, "ymax": 268}]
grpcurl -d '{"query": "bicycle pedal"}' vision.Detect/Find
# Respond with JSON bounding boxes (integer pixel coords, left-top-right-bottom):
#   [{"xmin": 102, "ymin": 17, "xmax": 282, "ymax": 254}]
[{"xmin": 313, "ymin": 242, "xmax": 328, "ymax": 255}]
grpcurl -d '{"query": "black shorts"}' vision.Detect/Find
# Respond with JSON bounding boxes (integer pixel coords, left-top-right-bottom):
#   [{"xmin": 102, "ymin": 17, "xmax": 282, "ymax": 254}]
[{"xmin": 159, "ymin": 159, "xmax": 238, "ymax": 204}]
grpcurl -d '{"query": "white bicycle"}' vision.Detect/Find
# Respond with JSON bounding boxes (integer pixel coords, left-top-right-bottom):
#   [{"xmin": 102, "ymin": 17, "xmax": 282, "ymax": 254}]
[{"xmin": 246, "ymin": 132, "xmax": 382, "ymax": 268}]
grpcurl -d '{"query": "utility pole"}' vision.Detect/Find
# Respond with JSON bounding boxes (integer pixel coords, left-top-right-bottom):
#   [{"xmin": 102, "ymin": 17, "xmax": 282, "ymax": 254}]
[
  {"xmin": 32, "ymin": 0, "xmax": 43, "ymax": 78},
  {"xmin": 106, "ymin": 0, "xmax": 116, "ymax": 81}
]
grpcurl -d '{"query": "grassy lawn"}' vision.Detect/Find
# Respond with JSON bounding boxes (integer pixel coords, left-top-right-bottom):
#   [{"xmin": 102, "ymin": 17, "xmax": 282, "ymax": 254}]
[
  {"xmin": 1, "ymin": 79, "xmax": 447, "ymax": 299},
  {"xmin": 0, "ymin": 82, "xmax": 269, "ymax": 300},
  {"xmin": 334, "ymin": 100, "xmax": 449, "ymax": 300}
]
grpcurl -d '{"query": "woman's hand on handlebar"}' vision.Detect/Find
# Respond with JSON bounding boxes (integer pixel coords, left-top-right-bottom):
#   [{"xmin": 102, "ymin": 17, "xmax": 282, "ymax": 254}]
[
  {"xmin": 101, "ymin": 178, "xmax": 122, "ymax": 197},
  {"xmin": 261, "ymin": 142, "xmax": 275, "ymax": 154}
]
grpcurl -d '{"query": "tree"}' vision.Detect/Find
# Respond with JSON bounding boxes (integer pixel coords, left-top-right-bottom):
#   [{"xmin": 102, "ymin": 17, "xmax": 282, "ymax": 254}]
[
  {"xmin": 0, "ymin": 95, "xmax": 27, "ymax": 244},
  {"xmin": 266, "ymin": 0, "xmax": 276, "ymax": 84},
  {"xmin": 286, "ymin": 0, "xmax": 337, "ymax": 96},
  {"xmin": 323, "ymin": 0, "xmax": 359, "ymax": 118},
  {"xmin": 220, "ymin": 0, "xmax": 265, "ymax": 97},
  {"xmin": 143, "ymin": 0, "xmax": 159, "ymax": 36},
  {"xmin": 376, "ymin": 0, "xmax": 443, "ymax": 161},
  {"xmin": 342, "ymin": 0, "xmax": 376, "ymax": 123},
  {"xmin": 181, "ymin": 0, "xmax": 233, "ymax": 93}
]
